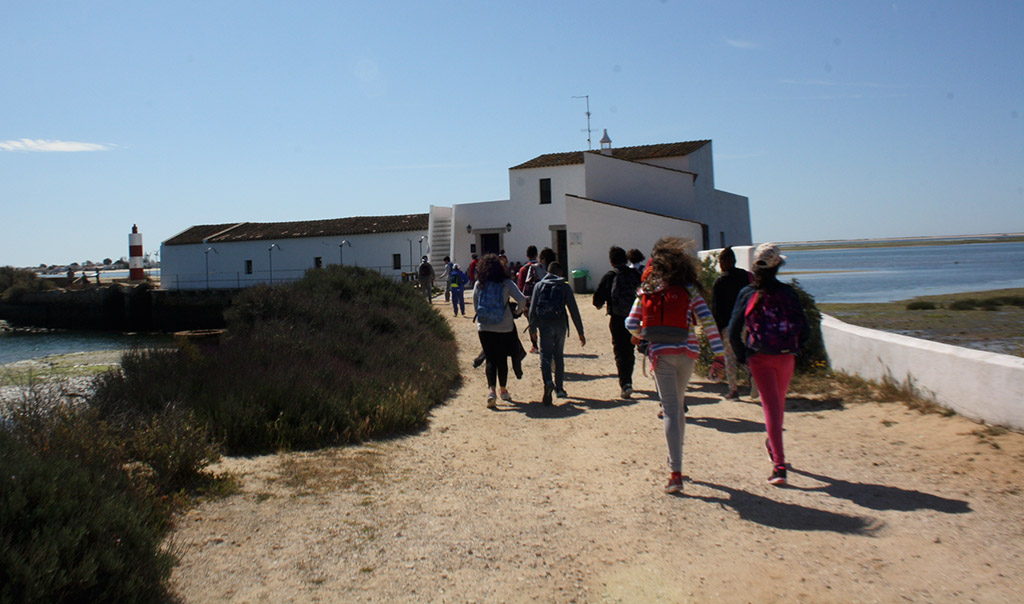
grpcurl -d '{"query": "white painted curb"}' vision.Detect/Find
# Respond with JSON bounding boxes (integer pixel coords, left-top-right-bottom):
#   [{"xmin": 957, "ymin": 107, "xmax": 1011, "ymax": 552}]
[{"xmin": 821, "ymin": 314, "xmax": 1024, "ymax": 430}]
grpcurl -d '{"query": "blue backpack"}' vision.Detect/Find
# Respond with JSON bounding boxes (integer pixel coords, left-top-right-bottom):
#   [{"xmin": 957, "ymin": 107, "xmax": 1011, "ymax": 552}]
[{"xmin": 475, "ymin": 281, "xmax": 506, "ymax": 325}]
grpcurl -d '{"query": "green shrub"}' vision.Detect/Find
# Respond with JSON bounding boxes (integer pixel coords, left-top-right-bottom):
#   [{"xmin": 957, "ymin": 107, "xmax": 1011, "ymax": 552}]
[
  {"xmin": 0, "ymin": 266, "xmax": 54, "ymax": 301},
  {"xmin": 0, "ymin": 430, "xmax": 175, "ymax": 604},
  {"xmin": 95, "ymin": 265, "xmax": 459, "ymax": 454},
  {"xmin": 978, "ymin": 299, "xmax": 1002, "ymax": 311},
  {"xmin": 906, "ymin": 301, "xmax": 937, "ymax": 310},
  {"xmin": 790, "ymin": 279, "xmax": 828, "ymax": 373},
  {"xmin": 993, "ymin": 295, "xmax": 1024, "ymax": 307},
  {"xmin": 949, "ymin": 299, "xmax": 979, "ymax": 310}
]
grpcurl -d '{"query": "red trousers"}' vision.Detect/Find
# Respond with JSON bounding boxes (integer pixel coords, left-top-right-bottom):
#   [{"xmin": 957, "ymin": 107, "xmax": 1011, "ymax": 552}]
[{"xmin": 748, "ymin": 353, "xmax": 795, "ymax": 468}]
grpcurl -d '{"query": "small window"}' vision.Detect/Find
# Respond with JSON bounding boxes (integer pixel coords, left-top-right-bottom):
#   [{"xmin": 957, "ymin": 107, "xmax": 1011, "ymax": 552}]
[
  {"xmin": 539, "ymin": 178, "xmax": 552, "ymax": 204},
  {"xmin": 244, "ymin": 260, "xmax": 253, "ymax": 275},
  {"xmin": 314, "ymin": 257, "xmax": 323, "ymax": 269},
  {"xmin": 392, "ymin": 254, "xmax": 402, "ymax": 270}
]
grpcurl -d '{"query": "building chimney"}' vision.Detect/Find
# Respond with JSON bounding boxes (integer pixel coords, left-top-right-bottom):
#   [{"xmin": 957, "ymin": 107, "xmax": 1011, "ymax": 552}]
[
  {"xmin": 129, "ymin": 224, "xmax": 145, "ymax": 280},
  {"xmin": 599, "ymin": 129, "xmax": 612, "ymax": 155}
]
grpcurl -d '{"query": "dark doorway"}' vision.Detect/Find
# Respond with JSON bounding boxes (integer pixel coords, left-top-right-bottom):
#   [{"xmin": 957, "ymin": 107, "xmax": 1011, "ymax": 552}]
[
  {"xmin": 555, "ymin": 229, "xmax": 568, "ymax": 268},
  {"xmin": 480, "ymin": 233, "xmax": 500, "ymax": 255}
]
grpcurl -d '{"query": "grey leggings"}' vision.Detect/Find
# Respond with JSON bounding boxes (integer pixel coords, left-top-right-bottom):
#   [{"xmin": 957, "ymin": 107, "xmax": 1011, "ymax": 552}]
[{"xmin": 653, "ymin": 354, "xmax": 696, "ymax": 473}]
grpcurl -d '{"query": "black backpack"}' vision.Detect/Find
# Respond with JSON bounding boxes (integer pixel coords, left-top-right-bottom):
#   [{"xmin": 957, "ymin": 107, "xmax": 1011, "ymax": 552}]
[
  {"xmin": 609, "ymin": 267, "xmax": 641, "ymax": 316},
  {"xmin": 418, "ymin": 261, "xmax": 432, "ymax": 278},
  {"xmin": 532, "ymin": 281, "xmax": 566, "ymax": 322}
]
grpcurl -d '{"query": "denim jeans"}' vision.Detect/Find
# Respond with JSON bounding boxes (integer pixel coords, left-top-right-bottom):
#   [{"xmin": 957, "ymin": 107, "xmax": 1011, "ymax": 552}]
[{"xmin": 537, "ymin": 320, "xmax": 568, "ymax": 389}]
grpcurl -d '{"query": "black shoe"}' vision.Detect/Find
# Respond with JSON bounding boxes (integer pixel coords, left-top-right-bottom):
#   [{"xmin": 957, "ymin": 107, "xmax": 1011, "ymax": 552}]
[
  {"xmin": 542, "ymin": 382, "xmax": 554, "ymax": 406},
  {"xmin": 768, "ymin": 465, "xmax": 787, "ymax": 486}
]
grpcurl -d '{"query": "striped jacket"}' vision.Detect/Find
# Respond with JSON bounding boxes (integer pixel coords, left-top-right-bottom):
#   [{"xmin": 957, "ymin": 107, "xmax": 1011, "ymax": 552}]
[{"xmin": 625, "ymin": 284, "xmax": 725, "ymax": 366}]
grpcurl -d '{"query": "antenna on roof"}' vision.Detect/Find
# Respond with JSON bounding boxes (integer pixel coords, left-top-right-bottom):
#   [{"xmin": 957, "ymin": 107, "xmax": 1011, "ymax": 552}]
[{"xmin": 571, "ymin": 95, "xmax": 592, "ymax": 149}]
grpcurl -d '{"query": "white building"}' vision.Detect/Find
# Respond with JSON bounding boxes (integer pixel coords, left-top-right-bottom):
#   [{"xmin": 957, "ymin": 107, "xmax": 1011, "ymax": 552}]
[
  {"xmin": 161, "ymin": 135, "xmax": 750, "ymax": 290},
  {"xmin": 160, "ymin": 215, "xmax": 428, "ymax": 290},
  {"xmin": 442, "ymin": 134, "xmax": 749, "ymax": 289}
]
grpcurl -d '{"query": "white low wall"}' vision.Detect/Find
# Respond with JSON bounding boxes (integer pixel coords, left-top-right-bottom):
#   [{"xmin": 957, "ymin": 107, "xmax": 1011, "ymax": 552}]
[{"xmin": 821, "ymin": 314, "xmax": 1024, "ymax": 430}]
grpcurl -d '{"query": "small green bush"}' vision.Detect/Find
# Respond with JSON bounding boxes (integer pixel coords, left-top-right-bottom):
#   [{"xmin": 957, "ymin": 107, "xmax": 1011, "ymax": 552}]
[
  {"xmin": 0, "ymin": 431, "xmax": 175, "ymax": 604},
  {"xmin": 978, "ymin": 299, "xmax": 1002, "ymax": 311},
  {"xmin": 906, "ymin": 301, "xmax": 937, "ymax": 310},
  {"xmin": 0, "ymin": 266, "xmax": 54, "ymax": 301},
  {"xmin": 949, "ymin": 299, "xmax": 979, "ymax": 310},
  {"xmin": 993, "ymin": 295, "xmax": 1024, "ymax": 307}
]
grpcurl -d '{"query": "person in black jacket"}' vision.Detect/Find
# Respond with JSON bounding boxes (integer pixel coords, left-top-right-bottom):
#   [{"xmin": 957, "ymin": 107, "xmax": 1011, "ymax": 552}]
[
  {"xmin": 712, "ymin": 247, "xmax": 752, "ymax": 399},
  {"xmin": 593, "ymin": 246, "xmax": 641, "ymax": 399}
]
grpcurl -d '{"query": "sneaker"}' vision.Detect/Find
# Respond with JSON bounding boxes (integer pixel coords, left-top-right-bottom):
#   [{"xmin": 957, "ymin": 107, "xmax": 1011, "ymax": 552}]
[
  {"xmin": 555, "ymin": 389, "xmax": 568, "ymax": 399},
  {"xmin": 542, "ymin": 382, "xmax": 554, "ymax": 406},
  {"xmin": 529, "ymin": 346, "xmax": 539, "ymax": 354},
  {"xmin": 664, "ymin": 472, "xmax": 684, "ymax": 494},
  {"xmin": 486, "ymin": 392, "xmax": 498, "ymax": 409},
  {"xmin": 725, "ymin": 389, "xmax": 740, "ymax": 400},
  {"xmin": 768, "ymin": 466, "xmax": 787, "ymax": 486},
  {"xmin": 657, "ymin": 406, "xmax": 664, "ymax": 420},
  {"xmin": 500, "ymin": 391, "xmax": 512, "ymax": 402},
  {"xmin": 621, "ymin": 385, "xmax": 633, "ymax": 399}
]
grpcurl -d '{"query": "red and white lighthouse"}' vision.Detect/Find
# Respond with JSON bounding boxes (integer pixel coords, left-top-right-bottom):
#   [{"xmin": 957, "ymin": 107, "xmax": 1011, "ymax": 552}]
[{"xmin": 129, "ymin": 224, "xmax": 145, "ymax": 280}]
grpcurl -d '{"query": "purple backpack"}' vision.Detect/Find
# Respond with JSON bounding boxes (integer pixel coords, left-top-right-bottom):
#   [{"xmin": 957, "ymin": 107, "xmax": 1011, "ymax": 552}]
[{"xmin": 743, "ymin": 289, "xmax": 803, "ymax": 354}]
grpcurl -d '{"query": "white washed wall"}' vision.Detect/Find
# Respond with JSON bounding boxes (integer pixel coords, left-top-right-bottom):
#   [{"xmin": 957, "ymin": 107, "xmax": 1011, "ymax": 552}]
[
  {"xmin": 566, "ymin": 195, "xmax": 704, "ymax": 291},
  {"xmin": 583, "ymin": 152, "xmax": 697, "ymax": 219},
  {"xmin": 822, "ymin": 314, "xmax": 1024, "ymax": 430},
  {"xmin": 160, "ymin": 229, "xmax": 428, "ymax": 290}
]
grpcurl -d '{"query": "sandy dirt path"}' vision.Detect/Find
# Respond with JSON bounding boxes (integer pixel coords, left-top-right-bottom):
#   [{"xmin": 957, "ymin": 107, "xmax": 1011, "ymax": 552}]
[{"xmin": 169, "ymin": 294, "xmax": 1024, "ymax": 603}]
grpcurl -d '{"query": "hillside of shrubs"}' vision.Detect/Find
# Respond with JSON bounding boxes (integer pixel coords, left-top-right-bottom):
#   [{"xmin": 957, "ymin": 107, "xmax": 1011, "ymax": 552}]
[{"xmin": 1, "ymin": 265, "xmax": 459, "ymax": 601}]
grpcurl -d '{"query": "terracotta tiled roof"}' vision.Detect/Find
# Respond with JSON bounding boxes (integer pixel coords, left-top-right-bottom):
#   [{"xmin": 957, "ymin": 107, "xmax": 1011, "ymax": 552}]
[
  {"xmin": 510, "ymin": 140, "xmax": 711, "ymax": 170},
  {"xmin": 164, "ymin": 214, "xmax": 429, "ymax": 246}
]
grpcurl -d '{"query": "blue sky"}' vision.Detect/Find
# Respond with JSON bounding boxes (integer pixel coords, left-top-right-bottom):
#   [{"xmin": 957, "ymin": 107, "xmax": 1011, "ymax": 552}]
[{"xmin": 2, "ymin": 1, "xmax": 1022, "ymax": 267}]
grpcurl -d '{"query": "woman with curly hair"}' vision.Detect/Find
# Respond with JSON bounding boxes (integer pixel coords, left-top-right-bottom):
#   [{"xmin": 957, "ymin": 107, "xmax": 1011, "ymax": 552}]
[
  {"xmin": 626, "ymin": 237, "xmax": 725, "ymax": 494},
  {"xmin": 474, "ymin": 253, "xmax": 528, "ymax": 408}
]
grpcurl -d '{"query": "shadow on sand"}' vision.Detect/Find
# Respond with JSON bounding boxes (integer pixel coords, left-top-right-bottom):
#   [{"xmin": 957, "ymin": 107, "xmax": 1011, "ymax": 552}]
[
  {"xmin": 686, "ymin": 479, "xmax": 884, "ymax": 535},
  {"xmin": 788, "ymin": 468, "xmax": 971, "ymax": 513}
]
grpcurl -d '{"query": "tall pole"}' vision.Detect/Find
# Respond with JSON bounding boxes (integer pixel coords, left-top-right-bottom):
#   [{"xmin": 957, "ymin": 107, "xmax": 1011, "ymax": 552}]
[
  {"xmin": 339, "ymin": 240, "xmax": 350, "ymax": 265},
  {"xmin": 204, "ymin": 246, "xmax": 218, "ymax": 290},
  {"xmin": 572, "ymin": 95, "xmax": 592, "ymax": 149},
  {"xmin": 268, "ymin": 243, "xmax": 280, "ymax": 284}
]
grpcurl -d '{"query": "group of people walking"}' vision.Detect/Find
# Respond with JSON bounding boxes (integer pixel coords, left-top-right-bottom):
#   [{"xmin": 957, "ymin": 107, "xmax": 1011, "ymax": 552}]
[{"xmin": 428, "ymin": 238, "xmax": 809, "ymax": 493}]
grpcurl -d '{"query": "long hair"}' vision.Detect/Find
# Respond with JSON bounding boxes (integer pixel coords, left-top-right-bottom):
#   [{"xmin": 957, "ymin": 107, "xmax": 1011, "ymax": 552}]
[
  {"xmin": 752, "ymin": 265, "xmax": 781, "ymax": 291},
  {"xmin": 476, "ymin": 253, "xmax": 507, "ymax": 284},
  {"xmin": 642, "ymin": 237, "xmax": 702, "ymax": 294}
]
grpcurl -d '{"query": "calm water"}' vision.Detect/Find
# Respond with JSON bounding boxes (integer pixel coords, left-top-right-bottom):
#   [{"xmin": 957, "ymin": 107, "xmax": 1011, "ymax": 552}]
[
  {"xmin": 0, "ymin": 328, "xmax": 170, "ymax": 365},
  {"xmin": 781, "ymin": 241, "xmax": 1024, "ymax": 303}
]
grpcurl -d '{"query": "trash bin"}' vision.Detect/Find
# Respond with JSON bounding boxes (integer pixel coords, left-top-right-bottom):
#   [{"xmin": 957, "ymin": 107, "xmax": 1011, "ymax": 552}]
[{"xmin": 571, "ymin": 269, "xmax": 588, "ymax": 293}]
